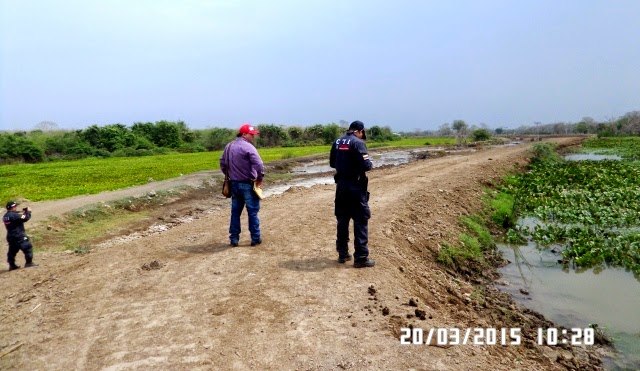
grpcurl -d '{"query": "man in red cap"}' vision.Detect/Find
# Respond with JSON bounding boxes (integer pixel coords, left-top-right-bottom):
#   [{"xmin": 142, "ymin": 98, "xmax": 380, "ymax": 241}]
[
  {"xmin": 3, "ymin": 201, "xmax": 38, "ymax": 270},
  {"xmin": 219, "ymin": 124, "xmax": 265, "ymax": 247}
]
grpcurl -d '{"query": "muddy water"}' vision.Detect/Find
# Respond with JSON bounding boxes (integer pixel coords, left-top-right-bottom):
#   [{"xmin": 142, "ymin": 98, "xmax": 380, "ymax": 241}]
[
  {"xmin": 267, "ymin": 149, "xmax": 433, "ymax": 197},
  {"xmin": 564, "ymin": 153, "xmax": 623, "ymax": 161},
  {"xmin": 289, "ymin": 149, "xmax": 418, "ymax": 175},
  {"xmin": 262, "ymin": 176, "xmax": 335, "ymax": 198},
  {"xmin": 498, "ymin": 243, "xmax": 640, "ymax": 369},
  {"xmin": 497, "ymin": 152, "xmax": 639, "ymax": 370}
]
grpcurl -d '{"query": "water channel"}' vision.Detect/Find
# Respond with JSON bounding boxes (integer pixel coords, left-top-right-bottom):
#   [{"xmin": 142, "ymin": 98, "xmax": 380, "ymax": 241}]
[
  {"xmin": 497, "ymin": 153, "xmax": 640, "ymax": 370},
  {"xmin": 263, "ymin": 148, "xmax": 452, "ymax": 198}
]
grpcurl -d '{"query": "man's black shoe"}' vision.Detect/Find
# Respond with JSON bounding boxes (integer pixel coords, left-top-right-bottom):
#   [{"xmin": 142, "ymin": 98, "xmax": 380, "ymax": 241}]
[
  {"xmin": 250, "ymin": 239, "xmax": 262, "ymax": 247},
  {"xmin": 25, "ymin": 262, "xmax": 38, "ymax": 268},
  {"xmin": 230, "ymin": 242, "xmax": 238, "ymax": 247},
  {"xmin": 9, "ymin": 264, "xmax": 20, "ymax": 271},
  {"xmin": 354, "ymin": 259, "xmax": 375, "ymax": 268},
  {"xmin": 338, "ymin": 254, "xmax": 352, "ymax": 263}
]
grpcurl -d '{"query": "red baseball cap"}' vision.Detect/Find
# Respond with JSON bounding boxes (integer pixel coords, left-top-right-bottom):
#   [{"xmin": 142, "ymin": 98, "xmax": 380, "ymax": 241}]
[{"xmin": 239, "ymin": 124, "xmax": 260, "ymax": 135}]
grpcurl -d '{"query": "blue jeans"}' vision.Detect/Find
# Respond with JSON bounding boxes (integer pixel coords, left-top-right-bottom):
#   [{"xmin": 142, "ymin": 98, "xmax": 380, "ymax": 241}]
[{"xmin": 229, "ymin": 181, "xmax": 261, "ymax": 244}]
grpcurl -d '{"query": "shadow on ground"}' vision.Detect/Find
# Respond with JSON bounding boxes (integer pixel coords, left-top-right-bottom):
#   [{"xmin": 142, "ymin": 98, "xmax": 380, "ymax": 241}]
[
  {"xmin": 178, "ymin": 243, "xmax": 235, "ymax": 254},
  {"xmin": 278, "ymin": 257, "xmax": 338, "ymax": 272}
]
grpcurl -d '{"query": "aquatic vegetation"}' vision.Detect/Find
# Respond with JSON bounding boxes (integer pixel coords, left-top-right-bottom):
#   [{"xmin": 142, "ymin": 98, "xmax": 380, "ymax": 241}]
[{"xmin": 502, "ymin": 138, "xmax": 640, "ymax": 274}]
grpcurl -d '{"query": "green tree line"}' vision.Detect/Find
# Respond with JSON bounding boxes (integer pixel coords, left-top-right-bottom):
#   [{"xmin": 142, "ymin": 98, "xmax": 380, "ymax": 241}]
[
  {"xmin": 0, "ymin": 121, "xmax": 399, "ymax": 164},
  {"xmin": 496, "ymin": 111, "xmax": 640, "ymax": 137}
]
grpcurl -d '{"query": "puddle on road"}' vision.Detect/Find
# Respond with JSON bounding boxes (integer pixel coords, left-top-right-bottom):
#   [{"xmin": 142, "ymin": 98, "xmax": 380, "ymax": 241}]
[
  {"xmin": 290, "ymin": 149, "xmax": 418, "ymax": 175},
  {"xmin": 276, "ymin": 146, "xmax": 498, "ymax": 197},
  {"xmin": 262, "ymin": 176, "xmax": 335, "ymax": 198},
  {"xmin": 276, "ymin": 149, "xmax": 427, "ymax": 196}
]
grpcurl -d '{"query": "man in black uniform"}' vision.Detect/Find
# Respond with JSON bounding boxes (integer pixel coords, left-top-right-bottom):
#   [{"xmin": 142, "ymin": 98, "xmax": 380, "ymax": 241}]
[
  {"xmin": 329, "ymin": 121, "xmax": 375, "ymax": 268},
  {"xmin": 3, "ymin": 201, "xmax": 37, "ymax": 271}
]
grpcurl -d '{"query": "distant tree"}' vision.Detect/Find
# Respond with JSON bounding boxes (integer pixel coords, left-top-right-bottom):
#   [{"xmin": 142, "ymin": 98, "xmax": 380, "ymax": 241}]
[
  {"xmin": 472, "ymin": 128, "xmax": 491, "ymax": 141},
  {"xmin": 368, "ymin": 125, "xmax": 383, "ymax": 141},
  {"xmin": 596, "ymin": 123, "xmax": 615, "ymax": 137},
  {"xmin": 42, "ymin": 131, "xmax": 92, "ymax": 157},
  {"xmin": 551, "ymin": 123, "xmax": 566, "ymax": 135},
  {"xmin": 152, "ymin": 121, "xmax": 182, "ymax": 148},
  {"xmin": 80, "ymin": 124, "xmax": 136, "ymax": 152},
  {"xmin": 322, "ymin": 123, "xmax": 342, "ymax": 144},
  {"xmin": 575, "ymin": 122, "xmax": 589, "ymax": 134},
  {"xmin": 617, "ymin": 111, "xmax": 640, "ymax": 135},
  {"xmin": 34, "ymin": 121, "xmax": 59, "ymax": 131},
  {"xmin": 367, "ymin": 125, "xmax": 397, "ymax": 141},
  {"xmin": 287, "ymin": 126, "xmax": 303, "ymax": 141},
  {"xmin": 495, "ymin": 127, "xmax": 504, "ymax": 135},
  {"xmin": 452, "ymin": 120, "xmax": 468, "ymax": 145},
  {"xmin": 452, "ymin": 120, "xmax": 467, "ymax": 132},
  {"xmin": 131, "ymin": 122, "xmax": 155, "ymax": 140},
  {"xmin": 303, "ymin": 124, "xmax": 325, "ymax": 142},
  {"xmin": 202, "ymin": 128, "xmax": 235, "ymax": 150},
  {"xmin": 256, "ymin": 124, "xmax": 287, "ymax": 147},
  {"xmin": 0, "ymin": 133, "xmax": 45, "ymax": 163},
  {"xmin": 438, "ymin": 123, "xmax": 453, "ymax": 136}
]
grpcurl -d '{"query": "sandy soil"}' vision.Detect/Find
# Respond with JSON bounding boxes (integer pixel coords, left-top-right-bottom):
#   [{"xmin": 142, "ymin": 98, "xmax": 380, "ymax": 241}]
[{"xmin": 0, "ymin": 138, "xmax": 605, "ymax": 370}]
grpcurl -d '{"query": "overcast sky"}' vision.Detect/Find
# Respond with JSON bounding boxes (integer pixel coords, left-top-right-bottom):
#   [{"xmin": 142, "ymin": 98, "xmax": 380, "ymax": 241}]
[{"xmin": 1, "ymin": 0, "xmax": 639, "ymax": 132}]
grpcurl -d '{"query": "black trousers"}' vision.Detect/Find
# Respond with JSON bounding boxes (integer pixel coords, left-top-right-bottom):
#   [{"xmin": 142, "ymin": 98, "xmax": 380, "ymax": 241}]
[
  {"xmin": 7, "ymin": 237, "xmax": 33, "ymax": 266},
  {"xmin": 334, "ymin": 183, "xmax": 371, "ymax": 261}
]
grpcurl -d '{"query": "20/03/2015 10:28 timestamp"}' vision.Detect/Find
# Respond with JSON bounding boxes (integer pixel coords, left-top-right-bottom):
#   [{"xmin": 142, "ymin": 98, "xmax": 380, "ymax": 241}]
[{"xmin": 400, "ymin": 327, "xmax": 595, "ymax": 346}]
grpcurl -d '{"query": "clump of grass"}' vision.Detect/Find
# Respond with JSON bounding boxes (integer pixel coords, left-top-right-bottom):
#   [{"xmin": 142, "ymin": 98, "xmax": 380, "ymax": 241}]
[
  {"xmin": 459, "ymin": 233, "xmax": 483, "ymax": 257},
  {"xmin": 436, "ymin": 242, "xmax": 456, "ymax": 268},
  {"xmin": 489, "ymin": 191, "xmax": 517, "ymax": 228},
  {"xmin": 73, "ymin": 245, "xmax": 91, "ymax": 255},
  {"xmin": 437, "ymin": 213, "xmax": 497, "ymax": 274},
  {"xmin": 461, "ymin": 215, "xmax": 493, "ymax": 248},
  {"xmin": 280, "ymin": 151, "xmax": 295, "ymax": 159},
  {"xmin": 530, "ymin": 142, "xmax": 560, "ymax": 164},
  {"xmin": 470, "ymin": 286, "xmax": 486, "ymax": 306},
  {"xmin": 437, "ymin": 233, "xmax": 486, "ymax": 272}
]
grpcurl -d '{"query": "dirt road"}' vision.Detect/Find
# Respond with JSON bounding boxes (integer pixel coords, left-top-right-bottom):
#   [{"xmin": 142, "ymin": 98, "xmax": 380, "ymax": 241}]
[{"xmin": 1, "ymin": 138, "xmax": 601, "ymax": 370}]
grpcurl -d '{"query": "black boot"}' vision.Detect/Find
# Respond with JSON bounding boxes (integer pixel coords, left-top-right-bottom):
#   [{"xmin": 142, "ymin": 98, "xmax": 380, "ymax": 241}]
[
  {"xmin": 354, "ymin": 258, "xmax": 375, "ymax": 268},
  {"xmin": 9, "ymin": 263, "xmax": 20, "ymax": 271},
  {"xmin": 338, "ymin": 254, "xmax": 352, "ymax": 263},
  {"xmin": 25, "ymin": 262, "xmax": 38, "ymax": 268}
]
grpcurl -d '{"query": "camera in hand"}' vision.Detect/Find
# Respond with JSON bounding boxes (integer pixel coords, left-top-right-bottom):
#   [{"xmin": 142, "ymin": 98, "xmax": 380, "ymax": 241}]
[{"xmin": 22, "ymin": 207, "xmax": 28, "ymax": 212}]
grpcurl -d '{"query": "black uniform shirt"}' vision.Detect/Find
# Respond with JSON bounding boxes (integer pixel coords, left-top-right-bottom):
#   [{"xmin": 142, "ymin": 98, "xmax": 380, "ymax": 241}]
[
  {"xmin": 3, "ymin": 210, "xmax": 31, "ymax": 241},
  {"xmin": 330, "ymin": 132, "xmax": 373, "ymax": 179}
]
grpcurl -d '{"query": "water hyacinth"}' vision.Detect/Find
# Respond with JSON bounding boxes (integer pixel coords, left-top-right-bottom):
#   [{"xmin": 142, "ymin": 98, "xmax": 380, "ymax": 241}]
[{"xmin": 503, "ymin": 138, "xmax": 640, "ymax": 275}]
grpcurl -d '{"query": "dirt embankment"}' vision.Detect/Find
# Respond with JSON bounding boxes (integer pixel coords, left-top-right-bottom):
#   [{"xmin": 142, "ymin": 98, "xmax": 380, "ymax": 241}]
[{"xmin": 1, "ymin": 138, "xmax": 605, "ymax": 370}]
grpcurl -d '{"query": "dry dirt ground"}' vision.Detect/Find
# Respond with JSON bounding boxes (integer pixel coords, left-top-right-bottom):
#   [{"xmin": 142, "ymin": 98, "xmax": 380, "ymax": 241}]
[{"xmin": 1, "ymin": 138, "xmax": 606, "ymax": 370}]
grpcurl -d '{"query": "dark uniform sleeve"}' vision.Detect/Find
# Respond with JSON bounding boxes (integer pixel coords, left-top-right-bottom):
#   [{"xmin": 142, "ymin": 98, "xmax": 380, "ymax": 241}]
[
  {"xmin": 329, "ymin": 139, "xmax": 337, "ymax": 169},
  {"xmin": 354, "ymin": 141, "xmax": 373, "ymax": 172},
  {"xmin": 5, "ymin": 211, "xmax": 30, "ymax": 223}
]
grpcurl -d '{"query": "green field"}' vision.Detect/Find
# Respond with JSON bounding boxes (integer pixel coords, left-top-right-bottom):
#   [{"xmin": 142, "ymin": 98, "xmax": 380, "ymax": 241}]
[{"xmin": 0, "ymin": 138, "xmax": 454, "ymax": 202}]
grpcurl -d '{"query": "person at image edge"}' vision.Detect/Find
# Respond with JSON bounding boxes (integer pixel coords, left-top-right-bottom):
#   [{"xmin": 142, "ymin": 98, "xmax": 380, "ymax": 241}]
[{"xmin": 4, "ymin": 201, "xmax": 38, "ymax": 271}]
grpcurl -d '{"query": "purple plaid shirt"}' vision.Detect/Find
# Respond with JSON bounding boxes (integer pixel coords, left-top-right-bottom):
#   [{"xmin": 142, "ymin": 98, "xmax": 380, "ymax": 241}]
[{"xmin": 220, "ymin": 138, "xmax": 264, "ymax": 181}]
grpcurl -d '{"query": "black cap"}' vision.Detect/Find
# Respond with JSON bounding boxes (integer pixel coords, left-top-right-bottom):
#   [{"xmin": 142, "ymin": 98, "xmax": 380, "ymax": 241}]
[
  {"xmin": 6, "ymin": 201, "xmax": 17, "ymax": 210},
  {"xmin": 348, "ymin": 120, "xmax": 366, "ymax": 140}
]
